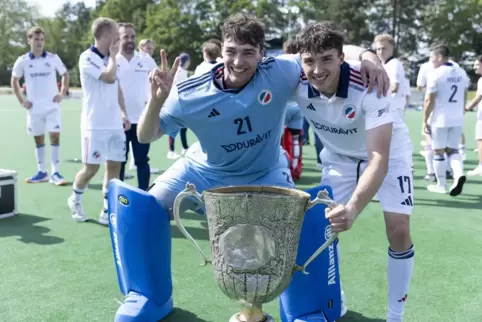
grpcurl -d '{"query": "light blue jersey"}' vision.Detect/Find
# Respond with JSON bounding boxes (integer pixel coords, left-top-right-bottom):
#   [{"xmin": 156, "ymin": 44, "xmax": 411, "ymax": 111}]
[
  {"xmin": 284, "ymin": 100, "xmax": 303, "ymax": 130},
  {"xmin": 159, "ymin": 56, "xmax": 301, "ymax": 179}
]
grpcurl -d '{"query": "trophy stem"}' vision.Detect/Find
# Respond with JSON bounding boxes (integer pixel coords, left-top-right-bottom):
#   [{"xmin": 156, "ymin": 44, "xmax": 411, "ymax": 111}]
[{"xmin": 229, "ymin": 303, "xmax": 274, "ymax": 322}]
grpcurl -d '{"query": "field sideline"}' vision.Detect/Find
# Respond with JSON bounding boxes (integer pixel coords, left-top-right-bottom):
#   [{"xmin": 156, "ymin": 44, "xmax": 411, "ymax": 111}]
[{"xmin": 0, "ymin": 94, "xmax": 481, "ymax": 322}]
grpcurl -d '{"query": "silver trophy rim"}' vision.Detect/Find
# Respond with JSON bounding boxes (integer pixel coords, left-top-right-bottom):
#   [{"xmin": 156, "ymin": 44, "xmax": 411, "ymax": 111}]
[{"xmin": 203, "ymin": 185, "xmax": 311, "ymax": 199}]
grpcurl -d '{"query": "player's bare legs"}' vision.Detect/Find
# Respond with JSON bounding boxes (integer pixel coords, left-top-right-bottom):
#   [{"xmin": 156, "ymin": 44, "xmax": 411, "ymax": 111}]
[
  {"xmin": 384, "ymin": 212, "xmax": 413, "ymax": 322},
  {"xmin": 68, "ymin": 164, "xmax": 100, "ymax": 221},
  {"xmin": 48, "ymin": 131, "xmax": 65, "ymax": 185},
  {"xmin": 100, "ymin": 160, "xmax": 122, "ymax": 224},
  {"xmin": 422, "ymin": 133, "xmax": 436, "ymax": 181},
  {"xmin": 459, "ymin": 133, "xmax": 466, "ymax": 160}
]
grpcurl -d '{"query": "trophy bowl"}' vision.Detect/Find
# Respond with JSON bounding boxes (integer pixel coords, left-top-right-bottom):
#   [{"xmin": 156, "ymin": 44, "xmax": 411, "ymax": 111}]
[{"xmin": 173, "ymin": 184, "xmax": 338, "ymax": 322}]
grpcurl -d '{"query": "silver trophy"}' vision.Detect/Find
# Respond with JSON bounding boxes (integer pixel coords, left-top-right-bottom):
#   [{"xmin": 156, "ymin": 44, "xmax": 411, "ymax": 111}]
[{"xmin": 174, "ymin": 183, "xmax": 338, "ymax": 322}]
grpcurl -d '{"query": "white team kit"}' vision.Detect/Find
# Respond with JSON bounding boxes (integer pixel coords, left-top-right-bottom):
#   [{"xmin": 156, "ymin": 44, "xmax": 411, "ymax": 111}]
[
  {"xmin": 78, "ymin": 46, "xmax": 125, "ymax": 164},
  {"xmin": 12, "ymin": 51, "xmax": 67, "ymax": 136},
  {"xmin": 294, "ymin": 61, "xmax": 414, "ymax": 214},
  {"xmin": 426, "ymin": 62, "xmax": 470, "ymax": 149},
  {"xmin": 116, "ymin": 51, "xmax": 157, "ymax": 124},
  {"xmin": 383, "ymin": 56, "xmax": 407, "ymax": 121},
  {"xmin": 475, "ymin": 78, "xmax": 482, "ymax": 140}
]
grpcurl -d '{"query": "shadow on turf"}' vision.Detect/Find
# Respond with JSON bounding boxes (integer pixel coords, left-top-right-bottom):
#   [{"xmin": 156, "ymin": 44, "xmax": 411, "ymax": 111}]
[
  {"xmin": 161, "ymin": 308, "xmax": 209, "ymax": 322},
  {"xmin": 339, "ymin": 310, "xmax": 384, "ymax": 321},
  {"xmin": 0, "ymin": 213, "xmax": 64, "ymax": 245}
]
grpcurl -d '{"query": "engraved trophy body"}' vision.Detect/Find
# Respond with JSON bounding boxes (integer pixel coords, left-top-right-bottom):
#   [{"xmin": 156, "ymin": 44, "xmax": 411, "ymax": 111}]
[{"xmin": 174, "ymin": 184, "xmax": 338, "ymax": 322}]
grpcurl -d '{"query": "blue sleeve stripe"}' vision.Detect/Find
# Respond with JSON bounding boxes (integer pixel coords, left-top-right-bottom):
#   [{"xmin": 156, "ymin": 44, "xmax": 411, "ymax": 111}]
[
  {"xmin": 177, "ymin": 73, "xmax": 211, "ymax": 93},
  {"xmin": 259, "ymin": 57, "xmax": 275, "ymax": 66}
]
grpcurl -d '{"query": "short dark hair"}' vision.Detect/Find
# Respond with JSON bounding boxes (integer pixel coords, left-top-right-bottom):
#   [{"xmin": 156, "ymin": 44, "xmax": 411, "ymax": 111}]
[
  {"xmin": 221, "ymin": 13, "xmax": 265, "ymax": 49},
  {"xmin": 283, "ymin": 39, "xmax": 297, "ymax": 54},
  {"xmin": 295, "ymin": 21, "xmax": 345, "ymax": 55},
  {"xmin": 118, "ymin": 22, "xmax": 135, "ymax": 30},
  {"xmin": 475, "ymin": 55, "xmax": 482, "ymax": 62},
  {"xmin": 430, "ymin": 44, "xmax": 449, "ymax": 58}
]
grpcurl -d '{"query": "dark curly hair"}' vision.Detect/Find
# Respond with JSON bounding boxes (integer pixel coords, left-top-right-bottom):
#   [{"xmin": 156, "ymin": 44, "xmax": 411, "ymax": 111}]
[
  {"xmin": 221, "ymin": 13, "xmax": 265, "ymax": 50},
  {"xmin": 295, "ymin": 21, "xmax": 345, "ymax": 55}
]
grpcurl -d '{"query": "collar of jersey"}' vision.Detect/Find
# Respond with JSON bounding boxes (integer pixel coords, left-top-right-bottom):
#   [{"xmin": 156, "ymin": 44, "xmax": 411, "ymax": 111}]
[
  {"xmin": 384, "ymin": 56, "xmax": 395, "ymax": 64},
  {"xmin": 210, "ymin": 64, "xmax": 247, "ymax": 94},
  {"xmin": 28, "ymin": 51, "xmax": 47, "ymax": 59},
  {"xmin": 442, "ymin": 62, "xmax": 453, "ymax": 66},
  {"xmin": 308, "ymin": 61, "xmax": 350, "ymax": 99},
  {"xmin": 90, "ymin": 45, "xmax": 106, "ymax": 59}
]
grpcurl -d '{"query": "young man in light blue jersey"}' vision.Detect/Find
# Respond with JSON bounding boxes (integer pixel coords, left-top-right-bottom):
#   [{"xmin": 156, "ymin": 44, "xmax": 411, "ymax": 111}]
[{"xmin": 106, "ymin": 13, "xmax": 388, "ymax": 322}]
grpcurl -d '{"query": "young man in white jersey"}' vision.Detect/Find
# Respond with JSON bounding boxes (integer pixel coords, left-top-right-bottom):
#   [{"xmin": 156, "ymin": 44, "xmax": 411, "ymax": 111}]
[
  {"xmin": 374, "ymin": 34, "xmax": 407, "ymax": 122},
  {"xmin": 293, "ymin": 22, "xmax": 414, "ymax": 322},
  {"xmin": 193, "ymin": 40, "xmax": 222, "ymax": 76},
  {"xmin": 465, "ymin": 55, "xmax": 482, "ymax": 176},
  {"xmin": 423, "ymin": 45, "xmax": 469, "ymax": 195},
  {"xmin": 68, "ymin": 17, "xmax": 131, "ymax": 224},
  {"xmin": 11, "ymin": 26, "xmax": 69, "ymax": 185},
  {"xmin": 116, "ymin": 23, "xmax": 158, "ymax": 190}
]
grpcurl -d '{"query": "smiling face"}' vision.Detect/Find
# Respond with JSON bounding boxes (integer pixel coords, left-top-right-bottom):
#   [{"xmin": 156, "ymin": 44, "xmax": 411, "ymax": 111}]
[
  {"xmin": 474, "ymin": 58, "xmax": 482, "ymax": 76},
  {"xmin": 300, "ymin": 49, "xmax": 344, "ymax": 95},
  {"xmin": 222, "ymin": 39, "xmax": 263, "ymax": 88},
  {"xmin": 119, "ymin": 25, "xmax": 136, "ymax": 54}
]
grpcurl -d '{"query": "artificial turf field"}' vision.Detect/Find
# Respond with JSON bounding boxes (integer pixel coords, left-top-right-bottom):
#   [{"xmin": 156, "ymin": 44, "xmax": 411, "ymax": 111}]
[{"xmin": 0, "ymin": 93, "xmax": 481, "ymax": 322}]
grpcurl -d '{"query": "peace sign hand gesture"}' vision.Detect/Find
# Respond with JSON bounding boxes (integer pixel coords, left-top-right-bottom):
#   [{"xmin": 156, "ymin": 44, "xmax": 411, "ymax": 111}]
[{"xmin": 149, "ymin": 49, "xmax": 180, "ymax": 101}]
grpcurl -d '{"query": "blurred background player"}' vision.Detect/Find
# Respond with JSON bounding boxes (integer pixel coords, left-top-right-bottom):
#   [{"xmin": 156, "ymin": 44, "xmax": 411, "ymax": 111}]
[
  {"xmin": 281, "ymin": 39, "xmax": 303, "ymax": 180},
  {"xmin": 423, "ymin": 45, "xmax": 469, "ymax": 195},
  {"xmin": 374, "ymin": 34, "xmax": 407, "ymax": 122},
  {"xmin": 68, "ymin": 17, "xmax": 131, "ymax": 224},
  {"xmin": 11, "ymin": 26, "xmax": 69, "ymax": 185},
  {"xmin": 138, "ymin": 38, "xmax": 155, "ymax": 56},
  {"xmin": 465, "ymin": 55, "xmax": 482, "ymax": 176},
  {"xmin": 117, "ymin": 23, "xmax": 158, "ymax": 190},
  {"xmin": 194, "ymin": 39, "xmax": 222, "ymax": 76},
  {"xmin": 167, "ymin": 52, "xmax": 190, "ymax": 159}
]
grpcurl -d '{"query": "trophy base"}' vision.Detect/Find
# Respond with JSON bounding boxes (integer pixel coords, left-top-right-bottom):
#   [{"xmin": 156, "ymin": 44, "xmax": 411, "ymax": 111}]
[{"xmin": 229, "ymin": 313, "xmax": 274, "ymax": 322}]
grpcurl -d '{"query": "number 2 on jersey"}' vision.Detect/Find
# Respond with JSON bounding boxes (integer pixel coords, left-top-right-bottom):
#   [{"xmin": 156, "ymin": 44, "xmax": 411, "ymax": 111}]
[
  {"xmin": 234, "ymin": 116, "xmax": 253, "ymax": 135},
  {"xmin": 448, "ymin": 85, "xmax": 458, "ymax": 103}
]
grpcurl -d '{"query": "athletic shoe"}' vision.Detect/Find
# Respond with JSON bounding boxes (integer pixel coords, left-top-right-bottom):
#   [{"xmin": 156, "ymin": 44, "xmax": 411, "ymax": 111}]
[
  {"xmin": 467, "ymin": 166, "xmax": 482, "ymax": 176},
  {"xmin": 99, "ymin": 209, "xmax": 109, "ymax": 225},
  {"xmin": 49, "ymin": 172, "xmax": 67, "ymax": 186},
  {"xmin": 68, "ymin": 195, "xmax": 88, "ymax": 222},
  {"xmin": 427, "ymin": 184, "xmax": 448, "ymax": 194},
  {"xmin": 167, "ymin": 151, "xmax": 180, "ymax": 160},
  {"xmin": 25, "ymin": 171, "xmax": 49, "ymax": 183},
  {"xmin": 449, "ymin": 175, "xmax": 466, "ymax": 197},
  {"xmin": 424, "ymin": 173, "xmax": 436, "ymax": 182}
]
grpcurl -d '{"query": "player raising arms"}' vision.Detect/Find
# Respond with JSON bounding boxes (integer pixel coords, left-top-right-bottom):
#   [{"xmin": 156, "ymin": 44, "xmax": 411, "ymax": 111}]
[
  {"xmin": 292, "ymin": 22, "xmax": 414, "ymax": 322},
  {"xmin": 108, "ymin": 13, "xmax": 388, "ymax": 321},
  {"xmin": 68, "ymin": 17, "xmax": 131, "ymax": 224},
  {"xmin": 11, "ymin": 26, "xmax": 69, "ymax": 185},
  {"xmin": 423, "ymin": 45, "xmax": 469, "ymax": 195}
]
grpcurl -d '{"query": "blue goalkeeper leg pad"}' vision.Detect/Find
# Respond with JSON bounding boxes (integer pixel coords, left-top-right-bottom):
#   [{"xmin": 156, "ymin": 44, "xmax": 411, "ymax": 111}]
[
  {"xmin": 108, "ymin": 179, "xmax": 173, "ymax": 322},
  {"xmin": 279, "ymin": 185, "xmax": 343, "ymax": 322}
]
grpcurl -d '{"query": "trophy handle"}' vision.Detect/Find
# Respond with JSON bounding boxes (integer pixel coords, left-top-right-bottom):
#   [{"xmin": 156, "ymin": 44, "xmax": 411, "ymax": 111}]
[
  {"xmin": 173, "ymin": 183, "xmax": 212, "ymax": 266},
  {"xmin": 295, "ymin": 189, "xmax": 339, "ymax": 275}
]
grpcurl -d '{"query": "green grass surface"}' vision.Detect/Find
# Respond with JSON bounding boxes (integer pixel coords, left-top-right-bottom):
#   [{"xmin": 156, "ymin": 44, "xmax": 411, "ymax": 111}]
[{"xmin": 0, "ymin": 95, "xmax": 481, "ymax": 322}]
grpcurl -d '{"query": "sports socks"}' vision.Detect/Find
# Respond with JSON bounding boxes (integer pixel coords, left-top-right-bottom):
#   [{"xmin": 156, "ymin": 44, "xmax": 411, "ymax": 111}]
[
  {"xmin": 433, "ymin": 154, "xmax": 446, "ymax": 186},
  {"xmin": 387, "ymin": 245, "xmax": 414, "ymax": 322},
  {"xmin": 35, "ymin": 144, "xmax": 46, "ymax": 172},
  {"xmin": 51, "ymin": 144, "xmax": 60, "ymax": 173},
  {"xmin": 448, "ymin": 150, "xmax": 463, "ymax": 179},
  {"xmin": 72, "ymin": 184, "xmax": 86, "ymax": 203},
  {"xmin": 423, "ymin": 145, "xmax": 434, "ymax": 174},
  {"xmin": 103, "ymin": 189, "xmax": 108, "ymax": 212},
  {"xmin": 292, "ymin": 135, "xmax": 300, "ymax": 169}
]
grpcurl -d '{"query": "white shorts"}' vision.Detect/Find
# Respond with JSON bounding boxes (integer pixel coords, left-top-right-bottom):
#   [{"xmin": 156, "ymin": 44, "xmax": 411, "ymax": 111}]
[
  {"xmin": 320, "ymin": 149, "xmax": 413, "ymax": 215},
  {"xmin": 26, "ymin": 109, "xmax": 61, "ymax": 136},
  {"xmin": 476, "ymin": 121, "xmax": 482, "ymax": 140},
  {"xmin": 81, "ymin": 129, "xmax": 126, "ymax": 164},
  {"xmin": 431, "ymin": 126, "xmax": 462, "ymax": 150}
]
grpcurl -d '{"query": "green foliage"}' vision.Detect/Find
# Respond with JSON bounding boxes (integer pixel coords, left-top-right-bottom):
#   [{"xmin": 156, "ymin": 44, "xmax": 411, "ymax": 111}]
[{"xmin": 0, "ymin": 0, "xmax": 481, "ymax": 87}]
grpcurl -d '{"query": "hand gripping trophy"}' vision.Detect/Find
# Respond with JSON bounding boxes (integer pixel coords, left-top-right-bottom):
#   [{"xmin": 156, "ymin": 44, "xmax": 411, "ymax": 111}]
[{"xmin": 174, "ymin": 183, "xmax": 339, "ymax": 322}]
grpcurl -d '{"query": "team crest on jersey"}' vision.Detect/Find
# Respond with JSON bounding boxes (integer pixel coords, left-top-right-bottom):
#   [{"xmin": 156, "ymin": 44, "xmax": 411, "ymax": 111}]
[
  {"xmin": 258, "ymin": 89, "xmax": 272, "ymax": 105},
  {"xmin": 343, "ymin": 104, "xmax": 357, "ymax": 120}
]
